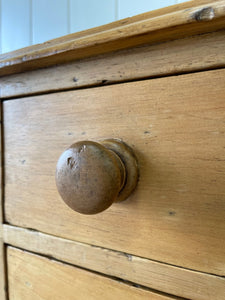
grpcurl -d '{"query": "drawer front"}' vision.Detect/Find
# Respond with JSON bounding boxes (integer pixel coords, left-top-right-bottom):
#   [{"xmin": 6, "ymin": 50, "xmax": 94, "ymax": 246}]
[
  {"xmin": 4, "ymin": 69, "xmax": 225, "ymax": 275},
  {"xmin": 8, "ymin": 247, "xmax": 166, "ymax": 300}
]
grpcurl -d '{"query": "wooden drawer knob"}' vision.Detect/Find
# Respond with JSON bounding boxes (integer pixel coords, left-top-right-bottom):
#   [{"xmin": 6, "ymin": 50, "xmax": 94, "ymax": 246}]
[{"xmin": 55, "ymin": 139, "xmax": 138, "ymax": 214}]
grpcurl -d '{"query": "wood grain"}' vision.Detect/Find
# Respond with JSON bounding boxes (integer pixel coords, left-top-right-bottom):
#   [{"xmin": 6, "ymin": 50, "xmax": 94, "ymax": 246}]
[
  {"xmin": 4, "ymin": 225, "xmax": 225, "ymax": 300},
  {"xmin": 0, "ymin": 1, "xmax": 225, "ymax": 76},
  {"xmin": 7, "ymin": 247, "xmax": 175, "ymax": 300},
  {"xmin": 1, "ymin": 30, "xmax": 225, "ymax": 99},
  {"xmin": 0, "ymin": 102, "xmax": 7, "ymax": 300},
  {"xmin": 0, "ymin": 0, "xmax": 216, "ymax": 61},
  {"xmin": 4, "ymin": 69, "xmax": 225, "ymax": 276}
]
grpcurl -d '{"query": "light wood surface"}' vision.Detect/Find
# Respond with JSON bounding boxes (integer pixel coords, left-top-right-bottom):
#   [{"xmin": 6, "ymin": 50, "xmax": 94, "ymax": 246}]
[
  {"xmin": 1, "ymin": 30, "xmax": 225, "ymax": 99},
  {"xmin": 7, "ymin": 247, "xmax": 176, "ymax": 300},
  {"xmin": 0, "ymin": 241, "xmax": 6, "ymax": 300},
  {"xmin": 4, "ymin": 69, "xmax": 225, "ymax": 276},
  {"xmin": 0, "ymin": 1, "xmax": 225, "ymax": 76},
  {"xmin": 0, "ymin": 0, "xmax": 215, "ymax": 61},
  {"xmin": 4, "ymin": 225, "xmax": 225, "ymax": 300},
  {"xmin": 0, "ymin": 102, "xmax": 6, "ymax": 300}
]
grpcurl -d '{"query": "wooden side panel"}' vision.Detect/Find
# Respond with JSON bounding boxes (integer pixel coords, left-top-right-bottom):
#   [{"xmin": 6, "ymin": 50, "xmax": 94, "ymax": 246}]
[
  {"xmin": 1, "ymin": 30, "xmax": 225, "ymax": 99},
  {"xmin": 7, "ymin": 247, "xmax": 173, "ymax": 300},
  {"xmin": 4, "ymin": 225, "xmax": 225, "ymax": 300},
  {"xmin": 0, "ymin": 239, "xmax": 6, "ymax": 300},
  {"xmin": 0, "ymin": 102, "xmax": 7, "ymax": 300},
  {"xmin": 4, "ymin": 69, "xmax": 225, "ymax": 275}
]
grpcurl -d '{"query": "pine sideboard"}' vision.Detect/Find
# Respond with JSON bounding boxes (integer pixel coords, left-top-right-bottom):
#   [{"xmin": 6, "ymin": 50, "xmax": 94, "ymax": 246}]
[{"xmin": 0, "ymin": 1, "xmax": 225, "ymax": 299}]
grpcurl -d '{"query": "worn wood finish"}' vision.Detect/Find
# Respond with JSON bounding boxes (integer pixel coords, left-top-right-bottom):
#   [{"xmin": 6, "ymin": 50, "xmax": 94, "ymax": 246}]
[
  {"xmin": 0, "ymin": 103, "xmax": 6, "ymax": 300},
  {"xmin": 0, "ymin": 1, "xmax": 225, "ymax": 76},
  {"xmin": 0, "ymin": 0, "xmax": 216, "ymax": 62},
  {"xmin": 4, "ymin": 225, "xmax": 225, "ymax": 300},
  {"xmin": 4, "ymin": 69, "xmax": 225, "ymax": 276},
  {"xmin": 1, "ymin": 30, "xmax": 225, "ymax": 99},
  {"xmin": 7, "ymin": 247, "xmax": 175, "ymax": 300}
]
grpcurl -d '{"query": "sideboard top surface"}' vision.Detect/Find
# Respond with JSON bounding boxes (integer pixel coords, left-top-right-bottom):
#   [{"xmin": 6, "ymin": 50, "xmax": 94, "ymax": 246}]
[{"xmin": 0, "ymin": 0, "xmax": 224, "ymax": 77}]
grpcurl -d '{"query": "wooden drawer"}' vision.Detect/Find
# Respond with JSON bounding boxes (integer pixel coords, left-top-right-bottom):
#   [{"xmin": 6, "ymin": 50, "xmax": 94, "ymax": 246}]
[
  {"xmin": 8, "ymin": 247, "xmax": 170, "ymax": 300},
  {"xmin": 4, "ymin": 68, "xmax": 225, "ymax": 276}
]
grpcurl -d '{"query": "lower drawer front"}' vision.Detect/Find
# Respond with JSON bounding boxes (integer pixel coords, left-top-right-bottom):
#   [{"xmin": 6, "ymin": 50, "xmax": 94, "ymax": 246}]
[
  {"xmin": 7, "ymin": 247, "xmax": 170, "ymax": 300},
  {"xmin": 4, "ymin": 69, "xmax": 225, "ymax": 275}
]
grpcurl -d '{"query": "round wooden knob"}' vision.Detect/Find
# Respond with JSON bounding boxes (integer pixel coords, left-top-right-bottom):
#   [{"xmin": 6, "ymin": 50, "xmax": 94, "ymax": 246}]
[{"xmin": 55, "ymin": 139, "xmax": 138, "ymax": 214}]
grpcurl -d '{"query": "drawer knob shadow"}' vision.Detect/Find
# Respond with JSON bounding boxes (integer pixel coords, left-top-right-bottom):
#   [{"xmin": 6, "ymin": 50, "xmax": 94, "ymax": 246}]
[{"xmin": 55, "ymin": 139, "xmax": 139, "ymax": 214}]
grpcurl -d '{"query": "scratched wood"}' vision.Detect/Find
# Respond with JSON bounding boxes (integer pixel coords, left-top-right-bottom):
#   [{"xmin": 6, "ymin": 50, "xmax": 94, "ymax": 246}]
[
  {"xmin": 1, "ymin": 30, "xmax": 225, "ymax": 99},
  {"xmin": 0, "ymin": 1, "xmax": 225, "ymax": 76},
  {"xmin": 4, "ymin": 69, "xmax": 225, "ymax": 276},
  {"xmin": 4, "ymin": 225, "xmax": 225, "ymax": 300},
  {"xmin": 7, "ymin": 247, "xmax": 176, "ymax": 300}
]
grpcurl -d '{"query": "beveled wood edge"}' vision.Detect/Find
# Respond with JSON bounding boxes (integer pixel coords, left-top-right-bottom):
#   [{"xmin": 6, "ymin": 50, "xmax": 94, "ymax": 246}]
[
  {"xmin": 0, "ymin": 0, "xmax": 225, "ymax": 77},
  {"xmin": 1, "ymin": 30, "xmax": 225, "ymax": 99},
  {"xmin": 3, "ymin": 224, "xmax": 225, "ymax": 300},
  {"xmin": 0, "ymin": 0, "xmax": 214, "ymax": 61},
  {"xmin": 0, "ymin": 103, "xmax": 7, "ymax": 300}
]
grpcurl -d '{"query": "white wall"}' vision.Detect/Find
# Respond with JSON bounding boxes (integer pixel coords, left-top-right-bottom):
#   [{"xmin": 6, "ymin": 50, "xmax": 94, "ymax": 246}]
[{"xmin": 0, "ymin": 0, "xmax": 187, "ymax": 54}]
